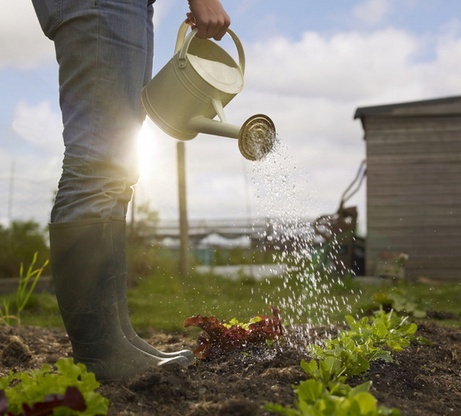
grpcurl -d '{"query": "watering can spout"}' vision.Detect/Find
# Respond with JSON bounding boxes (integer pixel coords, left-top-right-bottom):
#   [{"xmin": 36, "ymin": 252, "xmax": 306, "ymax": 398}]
[
  {"xmin": 188, "ymin": 116, "xmax": 240, "ymax": 139},
  {"xmin": 187, "ymin": 114, "xmax": 276, "ymax": 161},
  {"xmin": 141, "ymin": 22, "xmax": 276, "ymax": 160}
]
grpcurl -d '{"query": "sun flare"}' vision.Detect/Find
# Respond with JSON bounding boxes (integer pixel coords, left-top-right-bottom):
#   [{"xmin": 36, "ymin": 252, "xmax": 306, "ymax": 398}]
[{"xmin": 136, "ymin": 122, "xmax": 157, "ymax": 182}]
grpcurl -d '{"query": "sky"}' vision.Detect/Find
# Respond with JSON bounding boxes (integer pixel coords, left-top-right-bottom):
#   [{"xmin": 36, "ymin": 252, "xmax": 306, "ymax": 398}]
[{"xmin": 1, "ymin": 0, "xmax": 461, "ymax": 234}]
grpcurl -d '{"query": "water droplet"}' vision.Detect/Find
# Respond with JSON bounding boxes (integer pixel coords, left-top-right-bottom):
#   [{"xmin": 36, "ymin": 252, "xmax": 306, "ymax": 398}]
[{"xmin": 249, "ymin": 139, "xmax": 360, "ymax": 349}]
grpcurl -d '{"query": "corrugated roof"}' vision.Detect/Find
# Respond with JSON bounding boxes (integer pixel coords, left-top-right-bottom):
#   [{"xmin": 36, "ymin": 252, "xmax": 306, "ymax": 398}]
[{"xmin": 354, "ymin": 95, "xmax": 461, "ymax": 119}]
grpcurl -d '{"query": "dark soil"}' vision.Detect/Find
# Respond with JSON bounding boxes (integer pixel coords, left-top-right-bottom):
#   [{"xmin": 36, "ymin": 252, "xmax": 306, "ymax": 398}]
[{"xmin": 1, "ymin": 322, "xmax": 460, "ymax": 415}]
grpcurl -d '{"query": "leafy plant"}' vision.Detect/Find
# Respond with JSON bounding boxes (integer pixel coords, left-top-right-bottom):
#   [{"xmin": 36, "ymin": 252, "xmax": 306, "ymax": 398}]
[
  {"xmin": 372, "ymin": 291, "xmax": 426, "ymax": 319},
  {"xmin": 184, "ymin": 306, "xmax": 284, "ymax": 360},
  {"xmin": 0, "ymin": 358, "xmax": 109, "ymax": 416},
  {"xmin": 0, "ymin": 253, "xmax": 49, "ymax": 326},
  {"xmin": 0, "ymin": 386, "xmax": 85, "ymax": 416},
  {"xmin": 306, "ymin": 310, "xmax": 419, "ymax": 380},
  {"xmin": 265, "ymin": 310, "xmax": 420, "ymax": 415},
  {"xmin": 267, "ymin": 379, "xmax": 400, "ymax": 416}
]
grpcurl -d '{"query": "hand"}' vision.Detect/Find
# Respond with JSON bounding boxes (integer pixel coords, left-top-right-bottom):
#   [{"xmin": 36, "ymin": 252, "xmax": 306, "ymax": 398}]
[{"xmin": 186, "ymin": 0, "xmax": 230, "ymax": 40}]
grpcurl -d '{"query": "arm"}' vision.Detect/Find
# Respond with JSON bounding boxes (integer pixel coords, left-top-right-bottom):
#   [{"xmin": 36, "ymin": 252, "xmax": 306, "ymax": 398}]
[{"xmin": 186, "ymin": 0, "xmax": 231, "ymax": 40}]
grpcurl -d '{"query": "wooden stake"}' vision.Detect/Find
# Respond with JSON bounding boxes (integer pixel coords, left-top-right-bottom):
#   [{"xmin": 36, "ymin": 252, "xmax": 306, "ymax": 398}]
[{"xmin": 177, "ymin": 142, "xmax": 189, "ymax": 276}]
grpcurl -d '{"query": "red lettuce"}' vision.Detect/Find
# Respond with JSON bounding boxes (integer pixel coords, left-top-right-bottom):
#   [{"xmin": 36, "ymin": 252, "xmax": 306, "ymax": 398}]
[{"xmin": 184, "ymin": 306, "xmax": 284, "ymax": 360}]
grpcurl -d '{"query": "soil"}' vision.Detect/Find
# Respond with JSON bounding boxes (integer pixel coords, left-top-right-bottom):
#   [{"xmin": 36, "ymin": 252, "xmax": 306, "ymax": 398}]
[{"xmin": 0, "ymin": 322, "xmax": 460, "ymax": 416}]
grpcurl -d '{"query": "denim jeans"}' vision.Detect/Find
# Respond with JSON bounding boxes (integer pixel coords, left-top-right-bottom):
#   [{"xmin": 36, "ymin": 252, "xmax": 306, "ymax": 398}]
[{"xmin": 32, "ymin": 0, "xmax": 154, "ymax": 223}]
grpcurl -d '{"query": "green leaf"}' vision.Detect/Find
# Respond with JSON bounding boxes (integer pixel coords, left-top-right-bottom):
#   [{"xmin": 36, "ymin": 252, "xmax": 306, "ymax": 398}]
[
  {"xmin": 264, "ymin": 402, "xmax": 300, "ymax": 415},
  {"xmin": 370, "ymin": 319, "xmax": 387, "ymax": 341},
  {"xmin": 349, "ymin": 381, "xmax": 372, "ymax": 396},
  {"xmin": 296, "ymin": 379, "xmax": 324, "ymax": 404},
  {"xmin": 405, "ymin": 322, "xmax": 418, "ymax": 335},
  {"xmin": 300, "ymin": 359, "xmax": 319, "ymax": 378},
  {"xmin": 353, "ymin": 391, "xmax": 378, "ymax": 414},
  {"xmin": 320, "ymin": 357, "xmax": 344, "ymax": 381}
]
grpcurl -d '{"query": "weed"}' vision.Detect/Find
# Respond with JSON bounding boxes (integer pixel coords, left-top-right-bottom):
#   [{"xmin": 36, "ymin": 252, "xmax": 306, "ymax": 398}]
[{"xmin": 0, "ymin": 253, "xmax": 49, "ymax": 326}]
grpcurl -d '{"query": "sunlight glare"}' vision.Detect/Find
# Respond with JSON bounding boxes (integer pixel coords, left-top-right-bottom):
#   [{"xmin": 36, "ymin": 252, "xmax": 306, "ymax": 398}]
[{"xmin": 136, "ymin": 122, "xmax": 157, "ymax": 182}]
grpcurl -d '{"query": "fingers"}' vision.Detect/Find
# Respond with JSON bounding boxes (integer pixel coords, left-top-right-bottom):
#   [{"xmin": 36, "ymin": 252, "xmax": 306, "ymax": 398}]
[
  {"xmin": 185, "ymin": 12, "xmax": 196, "ymax": 27},
  {"xmin": 187, "ymin": 0, "xmax": 231, "ymax": 41}
]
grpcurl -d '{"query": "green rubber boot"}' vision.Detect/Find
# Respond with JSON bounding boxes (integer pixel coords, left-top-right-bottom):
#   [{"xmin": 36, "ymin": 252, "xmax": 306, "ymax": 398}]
[
  {"xmin": 49, "ymin": 220, "xmax": 190, "ymax": 381},
  {"xmin": 111, "ymin": 220, "xmax": 194, "ymax": 360}
]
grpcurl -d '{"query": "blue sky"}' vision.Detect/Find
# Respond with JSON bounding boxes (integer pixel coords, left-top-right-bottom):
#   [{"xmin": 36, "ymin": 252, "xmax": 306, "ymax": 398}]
[{"xmin": 2, "ymin": 0, "xmax": 461, "ymax": 232}]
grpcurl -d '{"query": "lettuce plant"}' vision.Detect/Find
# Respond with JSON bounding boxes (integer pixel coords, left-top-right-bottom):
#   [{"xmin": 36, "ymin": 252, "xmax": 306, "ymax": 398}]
[
  {"xmin": 265, "ymin": 310, "xmax": 420, "ymax": 415},
  {"xmin": 184, "ymin": 306, "xmax": 283, "ymax": 359},
  {"xmin": 0, "ymin": 358, "xmax": 109, "ymax": 416}
]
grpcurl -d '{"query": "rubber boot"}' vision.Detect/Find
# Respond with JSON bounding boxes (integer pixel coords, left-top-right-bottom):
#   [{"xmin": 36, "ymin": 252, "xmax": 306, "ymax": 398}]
[
  {"xmin": 49, "ymin": 220, "xmax": 190, "ymax": 381},
  {"xmin": 111, "ymin": 220, "xmax": 194, "ymax": 360}
]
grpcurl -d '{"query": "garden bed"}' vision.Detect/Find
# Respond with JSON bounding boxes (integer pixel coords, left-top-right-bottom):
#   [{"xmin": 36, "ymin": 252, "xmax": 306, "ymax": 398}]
[{"xmin": 0, "ymin": 322, "xmax": 460, "ymax": 415}]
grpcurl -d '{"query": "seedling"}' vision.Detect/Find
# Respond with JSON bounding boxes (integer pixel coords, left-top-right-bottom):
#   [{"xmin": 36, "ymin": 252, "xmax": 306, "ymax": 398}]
[
  {"xmin": 265, "ymin": 310, "xmax": 419, "ymax": 415},
  {"xmin": 0, "ymin": 253, "xmax": 49, "ymax": 326}
]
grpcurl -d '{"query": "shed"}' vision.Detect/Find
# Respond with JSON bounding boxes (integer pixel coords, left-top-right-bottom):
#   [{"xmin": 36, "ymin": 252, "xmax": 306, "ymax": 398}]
[{"xmin": 354, "ymin": 96, "xmax": 461, "ymax": 280}]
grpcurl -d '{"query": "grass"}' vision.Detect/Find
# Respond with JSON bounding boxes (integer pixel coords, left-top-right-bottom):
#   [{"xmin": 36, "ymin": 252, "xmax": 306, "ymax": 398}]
[
  {"xmin": 5, "ymin": 292, "xmax": 63, "ymax": 328},
  {"xmin": 354, "ymin": 278, "xmax": 461, "ymax": 326},
  {"xmin": 10, "ymin": 262, "xmax": 461, "ymax": 334},
  {"xmin": 103, "ymin": 267, "xmax": 461, "ymax": 334},
  {"xmin": 126, "ymin": 265, "xmax": 297, "ymax": 334}
]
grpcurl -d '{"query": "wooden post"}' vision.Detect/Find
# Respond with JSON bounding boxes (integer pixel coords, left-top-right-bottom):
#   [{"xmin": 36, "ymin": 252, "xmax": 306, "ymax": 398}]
[{"xmin": 177, "ymin": 142, "xmax": 189, "ymax": 276}]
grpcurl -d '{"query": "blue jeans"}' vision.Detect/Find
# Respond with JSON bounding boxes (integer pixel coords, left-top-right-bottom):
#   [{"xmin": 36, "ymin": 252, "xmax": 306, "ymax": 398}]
[{"xmin": 32, "ymin": 0, "xmax": 154, "ymax": 223}]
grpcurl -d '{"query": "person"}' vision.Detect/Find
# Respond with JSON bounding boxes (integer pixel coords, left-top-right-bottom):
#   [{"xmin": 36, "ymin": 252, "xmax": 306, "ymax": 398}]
[{"xmin": 30, "ymin": 0, "xmax": 231, "ymax": 381}]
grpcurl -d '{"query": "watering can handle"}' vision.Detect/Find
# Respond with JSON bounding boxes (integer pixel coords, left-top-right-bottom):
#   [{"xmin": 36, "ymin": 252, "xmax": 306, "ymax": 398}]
[{"xmin": 175, "ymin": 22, "xmax": 246, "ymax": 74}]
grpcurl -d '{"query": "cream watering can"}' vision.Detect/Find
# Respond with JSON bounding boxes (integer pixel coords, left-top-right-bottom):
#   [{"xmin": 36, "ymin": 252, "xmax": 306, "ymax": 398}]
[{"xmin": 141, "ymin": 22, "xmax": 276, "ymax": 161}]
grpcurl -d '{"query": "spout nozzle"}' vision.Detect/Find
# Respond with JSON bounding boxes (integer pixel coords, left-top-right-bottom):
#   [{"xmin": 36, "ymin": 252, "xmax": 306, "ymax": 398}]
[
  {"xmin": 187, "ymin": 116, "xmax": 240, "ymax": 139},
  {"xmin": 238, "ymin": 114, "xmax": 276, "ymax": 161}
]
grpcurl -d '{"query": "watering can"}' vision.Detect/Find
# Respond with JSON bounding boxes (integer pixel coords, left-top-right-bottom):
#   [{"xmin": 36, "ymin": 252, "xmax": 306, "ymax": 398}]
[{"xmin": 141, "ymin": 22, "xmax": 276, "ymax": 161}]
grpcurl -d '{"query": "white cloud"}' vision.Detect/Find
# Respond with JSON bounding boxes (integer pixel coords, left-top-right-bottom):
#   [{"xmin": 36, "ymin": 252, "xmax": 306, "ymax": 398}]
[
  {"xmin": 352, "ymin": 0, "xmax": 393, "ymax": 26},
  {"xmin": 154, "ymin": 0, "xmax": 180, "ymax": 28},
  {"xmin": 420, "ymin": 35, "xmax": 461, "ymax": 96},
  {"xmin": 12, "ymin": 101, "xmax": 64, "ymax": 157},
  {"xmin": 244, "ymin": 28, "xmax": 422, "ymax": 102},
  {"xmin": 0, "ymin": 148, "xmax": 61, "ymax": 226},
  {"xmin": 0, "ymin": 1, "xmax": 55, "ymax": 68},
  {"xmin": 1, "ymin": 101, "xmax": 63, "ymax": 224}
]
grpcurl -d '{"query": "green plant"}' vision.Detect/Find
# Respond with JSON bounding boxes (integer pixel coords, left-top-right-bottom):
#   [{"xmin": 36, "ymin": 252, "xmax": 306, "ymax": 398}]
[
  {"xmin": 0, "ymin": 358, "xmax": 109, "ymax": 416},
  {"xmin": 372, "ymin": 291, "xmax": 426, "ymax": 318},
  {"xmin": 267, "ymin": 379, "xmax": 399, "ymax": 416},
  {"xmin": 0, "ymin": 253, "xmax": 49, "ymax": 326},
  {"xmin": 0, "ymin": 221, "xmax": 50, "ymax": 278},
  {"xmin": 265, "ymin": 311, "xmax": 419, "ymax": 415},
  {"xmin": 353, "ymin": 280, "xmax": 461, "ymax": 327},
  {"xmin": 306, "ymin": 310, "xmax": 420, "ymax": 380}
]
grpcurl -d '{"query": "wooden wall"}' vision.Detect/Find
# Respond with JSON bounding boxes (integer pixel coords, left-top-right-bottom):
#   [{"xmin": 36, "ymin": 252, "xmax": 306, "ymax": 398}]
[{"xmin": 358, "ymin": 104, "xmax": 461, "ymax": 280}]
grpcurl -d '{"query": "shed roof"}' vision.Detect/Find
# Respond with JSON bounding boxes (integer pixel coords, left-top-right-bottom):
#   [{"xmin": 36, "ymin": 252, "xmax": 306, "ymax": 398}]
[{"xmin": 354, "ymin": 95, "xmax": 461, "ymax": 119}]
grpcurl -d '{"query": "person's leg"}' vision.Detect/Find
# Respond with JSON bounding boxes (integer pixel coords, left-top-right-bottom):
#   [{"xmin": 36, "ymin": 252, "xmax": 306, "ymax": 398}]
[
  {"xmin": 43, "ymin": 0, "xmax": 192, "ymax": 379},
  {"xmin": 51, "ymin": 0, "xmax": 148, "ymax": 223}
]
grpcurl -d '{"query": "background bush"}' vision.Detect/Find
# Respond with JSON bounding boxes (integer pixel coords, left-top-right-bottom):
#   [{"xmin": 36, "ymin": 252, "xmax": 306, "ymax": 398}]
[{"xmin": 0, "ymin": 221, "xmax": 50, "ymax": 278}]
